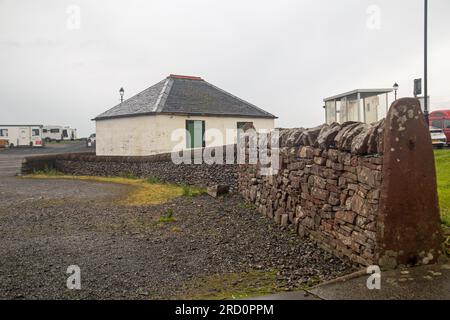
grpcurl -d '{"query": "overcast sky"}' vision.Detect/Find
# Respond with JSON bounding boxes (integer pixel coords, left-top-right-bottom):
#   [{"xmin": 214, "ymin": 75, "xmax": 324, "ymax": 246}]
[{"xmin": 1, "ymin": 0, "xmax": 449, "ymax": 137}]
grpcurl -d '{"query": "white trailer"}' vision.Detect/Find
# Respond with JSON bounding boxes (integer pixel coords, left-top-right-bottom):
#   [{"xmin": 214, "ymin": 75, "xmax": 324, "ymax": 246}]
[
  {"xmin": 0, "ymin": 125, "xmax": 44, "ymax": 147},
  {"xmin": 42, "ymin": 126, "xmax": 78, "ymax": 142}
]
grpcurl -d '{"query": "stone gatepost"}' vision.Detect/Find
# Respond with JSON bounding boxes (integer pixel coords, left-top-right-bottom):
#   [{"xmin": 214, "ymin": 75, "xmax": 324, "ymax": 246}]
[{"xmin": 377, "ymin": 98, "xmax": 443, "ymax": 268}]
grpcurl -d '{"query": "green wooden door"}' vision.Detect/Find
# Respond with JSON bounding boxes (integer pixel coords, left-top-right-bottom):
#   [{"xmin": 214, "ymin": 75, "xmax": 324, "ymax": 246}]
[{"xmin": 186, "ymin": 120, "xmax": 205, "ymax": 148}]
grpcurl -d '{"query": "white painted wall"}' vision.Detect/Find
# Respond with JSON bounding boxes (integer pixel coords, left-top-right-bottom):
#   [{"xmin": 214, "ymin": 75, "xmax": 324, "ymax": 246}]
[{"xmin": 95, "ymin": 115, "xmax": 275, "ymax": 156}]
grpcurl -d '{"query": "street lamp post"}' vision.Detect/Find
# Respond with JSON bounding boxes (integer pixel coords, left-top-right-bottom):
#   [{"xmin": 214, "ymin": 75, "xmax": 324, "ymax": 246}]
[
  {"xmin": 393, "ymin": 83, "xmax": 399, "ymax": 100},
  {"xmin": 119, "ymin": 87, "xmax": 124, "ymax": 103},
  {"xmin": 424, "ymin": 0, "xmax": 429, "ymax": 126}
]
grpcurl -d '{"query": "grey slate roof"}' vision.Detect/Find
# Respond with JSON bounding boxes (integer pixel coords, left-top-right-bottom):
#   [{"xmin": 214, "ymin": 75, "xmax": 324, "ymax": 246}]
[{"xmin": 94, "ymin": 75, "xmax": 277, "ymax": 120}]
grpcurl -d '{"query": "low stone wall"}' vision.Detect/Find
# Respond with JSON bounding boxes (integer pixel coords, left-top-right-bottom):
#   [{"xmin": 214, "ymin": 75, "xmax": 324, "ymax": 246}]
[
  {"xmin": 240, "ymin": 147, "xmax": 383, "ymax": 266},
  {"xmin": 22, "ymin": 147, "xmax": 238, "ymax": 191},
  {"xmin": 239, "ymin": 98, "xmax": 443, "ymax": 268}
]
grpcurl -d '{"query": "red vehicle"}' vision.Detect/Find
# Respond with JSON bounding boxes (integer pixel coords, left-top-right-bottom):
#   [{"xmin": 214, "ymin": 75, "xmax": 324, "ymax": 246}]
[{"xmin": 429, "ymin": 110, "xmax": 450, "ymax": 142}]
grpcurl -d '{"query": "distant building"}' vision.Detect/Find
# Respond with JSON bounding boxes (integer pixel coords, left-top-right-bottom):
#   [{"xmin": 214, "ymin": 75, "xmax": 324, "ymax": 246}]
[
  {"xmin": 323, "ymin": 88, "xmax": 393, "ymax": 125},
  {"xmin": 93, "ymin": 74, "xmax": 277, "ymax": 156}
]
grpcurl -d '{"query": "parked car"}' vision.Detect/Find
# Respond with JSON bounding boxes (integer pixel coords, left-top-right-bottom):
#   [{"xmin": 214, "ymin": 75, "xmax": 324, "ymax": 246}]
[
  {"xmin": 429, "ymin": 126, "xmax": 447, "ymax": 149},
  {"xmin": 429, "ymin": 110, "xmax": 450, "ymax": 142},
  {"xmin": 86, "ymin": 133, "xmax": 96, "ymax": 147}
]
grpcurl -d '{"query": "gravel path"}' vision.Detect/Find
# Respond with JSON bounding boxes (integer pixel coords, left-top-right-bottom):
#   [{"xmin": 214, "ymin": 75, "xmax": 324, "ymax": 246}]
[{"xmin": 0, "ymin": 177, "xmax": 355, "ymax": 299}]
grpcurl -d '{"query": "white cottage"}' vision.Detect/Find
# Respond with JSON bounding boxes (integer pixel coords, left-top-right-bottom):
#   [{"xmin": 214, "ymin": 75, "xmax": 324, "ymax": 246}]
[{"xmin": 93, "ymin": 75, "xmax": 277, "ymax": 156}]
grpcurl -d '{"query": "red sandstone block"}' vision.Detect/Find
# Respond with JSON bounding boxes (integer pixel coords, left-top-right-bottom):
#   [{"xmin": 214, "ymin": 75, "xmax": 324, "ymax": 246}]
[{"xmin": 336, "ymin": 211, "xmax": 356, "ymax": 224}]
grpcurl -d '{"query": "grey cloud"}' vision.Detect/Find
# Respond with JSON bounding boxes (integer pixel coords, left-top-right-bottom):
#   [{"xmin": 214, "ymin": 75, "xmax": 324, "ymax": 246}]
[{"xmin": 0, "ymin": 0, "xmax": 449, "ymax": 137}]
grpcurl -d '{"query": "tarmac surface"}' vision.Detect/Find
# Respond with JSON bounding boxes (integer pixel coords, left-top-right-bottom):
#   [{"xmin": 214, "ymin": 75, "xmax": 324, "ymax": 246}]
[{"xmin": 0, "ymin": 141, "xmax": 91, "ymax": 177}]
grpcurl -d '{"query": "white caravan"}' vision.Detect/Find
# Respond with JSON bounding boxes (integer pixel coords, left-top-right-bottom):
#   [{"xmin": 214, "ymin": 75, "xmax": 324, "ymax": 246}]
[
  {"xmin": 42, "ymin": 126, "xmax": 77, "ymax": 142},
  {"xmin": 0, "ymin": 125, "xmax": 44, "ymax": 147}
]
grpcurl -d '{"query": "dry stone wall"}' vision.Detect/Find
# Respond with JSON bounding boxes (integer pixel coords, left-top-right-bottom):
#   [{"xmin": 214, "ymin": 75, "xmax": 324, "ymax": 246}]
[
  {"xmin": 239, "ymin": 98, "xmax": 443, "ymax": 267},
  {"xmin": 21, "ymin": 147, "xmax": 238, "ymax": 191},
  {"xmin": 239, "ymin": 125, "xmax": 384, "ymax": 266}
]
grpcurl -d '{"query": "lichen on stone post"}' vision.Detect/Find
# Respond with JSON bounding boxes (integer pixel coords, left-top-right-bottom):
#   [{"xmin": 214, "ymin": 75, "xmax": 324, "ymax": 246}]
[{"xmin": 377, "ymin": 98, "xmax": 443, "ymax": 269}]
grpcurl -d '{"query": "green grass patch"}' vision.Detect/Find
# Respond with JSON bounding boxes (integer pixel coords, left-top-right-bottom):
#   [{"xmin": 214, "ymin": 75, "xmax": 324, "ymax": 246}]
[
  {"xmin": 24, "ymin": 173, "xmax": 184, "ymax": 206},
  {"xmin": 145, "ymin": 176, "xmax": 161, "ymax": 184},
  {"xmin": 434, "ymin": 149, "xmax": 450, "ymax": 226},
  {"xmin": 156, "ymin": 209, "xmax": 176, "ymax": 224},
  {"xmin": 25, "ymin": 171, "xmax": 206, "ymax": 205},
  {"xmin": 236, "ymin": 202, "xmax": 257, "ymax": 210},
  {"xmin": 180, "ymin": 184, "xmax": 207, "ymax": 197}
]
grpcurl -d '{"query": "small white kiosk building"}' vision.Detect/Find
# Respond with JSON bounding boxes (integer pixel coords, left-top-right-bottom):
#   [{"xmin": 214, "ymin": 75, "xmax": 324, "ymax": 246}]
[{"xmin": 323, "ymin": 88, "xmax": 393, "ymax": 125}]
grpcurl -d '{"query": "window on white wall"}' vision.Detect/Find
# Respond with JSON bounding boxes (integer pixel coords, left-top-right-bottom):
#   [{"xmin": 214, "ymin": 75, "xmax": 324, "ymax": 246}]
[
  {"xmin": 340, "ymin": 98, "xmax": 348, "ymax": 123},
  {"xmin": 325, "ymin": 101, "xmax": 336, "ymax": 124},
  {"xmin": 237, "ymin": 122, "xmax": 254, "ymax": 143}
]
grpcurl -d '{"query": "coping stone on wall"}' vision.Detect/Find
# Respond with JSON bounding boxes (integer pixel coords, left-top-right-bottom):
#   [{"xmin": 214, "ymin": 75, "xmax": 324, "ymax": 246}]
[{"xmin": 278, "ymin": 120, "xmax": 385, "ymax": 155}]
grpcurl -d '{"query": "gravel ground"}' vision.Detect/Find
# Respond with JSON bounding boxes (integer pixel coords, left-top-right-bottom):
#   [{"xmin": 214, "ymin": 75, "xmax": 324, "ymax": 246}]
[{"xmin": 0, "ymin": 177, "xmax": 355, "ymax": 300}]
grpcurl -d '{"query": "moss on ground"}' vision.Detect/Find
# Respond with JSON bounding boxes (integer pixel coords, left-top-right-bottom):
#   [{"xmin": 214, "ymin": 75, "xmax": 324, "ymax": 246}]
[
  {"xmin": 24, "ymin": 173, "xmax": 184, "ymax": 206},
  {"xmin": 236, "ymin": 202, "xmax": 257, "ymax": 210},
  {"xmin": 176, "ymin": 270, "xmax": 281, "ymax": 300}
]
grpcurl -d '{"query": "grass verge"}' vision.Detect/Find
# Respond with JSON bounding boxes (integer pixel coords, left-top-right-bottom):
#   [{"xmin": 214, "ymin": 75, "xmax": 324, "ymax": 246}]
[{"xmin": 434, "ymin": 149, "xmax": 450, "ymax": 226}]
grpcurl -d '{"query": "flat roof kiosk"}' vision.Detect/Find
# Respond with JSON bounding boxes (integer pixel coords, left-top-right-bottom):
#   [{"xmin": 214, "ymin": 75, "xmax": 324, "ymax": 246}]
[{"xmin": 323, "ymin": 88, "xmax": 393, "ymax": 125}]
